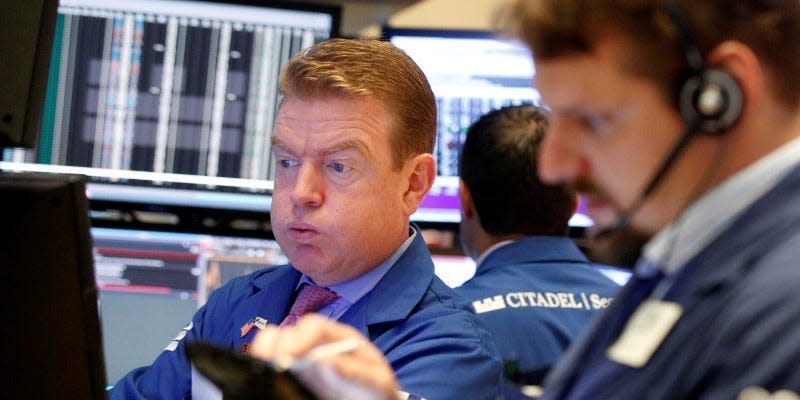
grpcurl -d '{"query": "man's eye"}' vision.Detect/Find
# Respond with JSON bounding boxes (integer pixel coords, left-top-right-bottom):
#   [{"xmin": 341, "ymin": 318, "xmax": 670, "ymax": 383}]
[
  {"xmin": 328, "ymin": 162, "xmax": 351, "ymax": 174},
  {"xmin": 278, "ymin": 159, "xmax": 298, "ymax": 168},
  {"xmin": 584, "ymin": 115, "xmax": 608, "ymax": 134}
]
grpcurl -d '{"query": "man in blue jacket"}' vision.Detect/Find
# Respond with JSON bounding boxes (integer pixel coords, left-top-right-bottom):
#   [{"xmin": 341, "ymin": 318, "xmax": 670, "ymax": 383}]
[
  {"xmin": 108, "ymin": 38, "xmax": 502, "ymax": 400},
  {"xmin": 454, "ymin": 105, "xmax": 623, "ymax": 387},
  {"xmin": 250, "ymin": 1, "xmax": 800, "ymax": 399},
  {"xmin": 498, "ymin": 0, "xmax": 800, "ymax": 398}
]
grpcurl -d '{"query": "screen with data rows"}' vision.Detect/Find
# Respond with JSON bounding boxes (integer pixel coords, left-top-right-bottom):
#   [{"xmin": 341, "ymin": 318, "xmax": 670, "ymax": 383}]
[
  {"xmin": 1, "ymin": 0, "xmax": 339, "ymax": 212},
  {"xmin": 384, "ymin": 28, "xmax": 593, "ymax": 228}
]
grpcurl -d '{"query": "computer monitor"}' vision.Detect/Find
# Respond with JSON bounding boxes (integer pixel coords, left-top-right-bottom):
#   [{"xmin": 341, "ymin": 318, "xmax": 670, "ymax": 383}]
[
  {"xmin": 0, "ymin": 172, "xmax": 107, "ymax": 399},
  {"xmin": 91, "ymin": 225, "xmax": 287, "ymax": 383},
  {"xmin": 1, "ymin": 0, "xmax": 341, "ymax": 223},
  {"xmin": 383, "ymin": 27, "xmax": 594, "ymax": 231},
  {"xmin": 0, "ymin": 0, "xmax": 58, "ymax": 148}
]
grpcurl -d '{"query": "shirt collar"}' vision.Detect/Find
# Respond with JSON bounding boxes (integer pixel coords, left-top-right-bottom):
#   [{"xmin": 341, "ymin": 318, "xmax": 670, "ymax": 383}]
[
  {"xmin": 643, "ymin": 136, "xmax": 800, "ymax": 274},
  {"xmin": 299, "ymin": 226, "xmax": 418, "ymax": 305},
  {"xmin": 474, "ymin": 239, "xmax": 515, "ymax": 268}
]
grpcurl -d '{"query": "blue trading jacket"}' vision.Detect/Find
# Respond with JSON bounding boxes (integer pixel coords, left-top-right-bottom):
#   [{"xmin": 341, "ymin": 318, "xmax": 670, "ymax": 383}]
[
  {"xmin": 542, "ymin": 164, "xmax": 800, "ymax": 399},
  {"xmin": 108, "ymin": 230, "xmax": 503, "ymax": 400},
  {"xmin": 455, "ymin": 236, "xmax": 622, "ymax": 382}
]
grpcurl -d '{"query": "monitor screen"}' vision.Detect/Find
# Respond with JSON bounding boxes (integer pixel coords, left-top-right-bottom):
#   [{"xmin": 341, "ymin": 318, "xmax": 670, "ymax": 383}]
[
  {"xmin": 0, "ymin": 173, "xmax": 107, "ymax": 399},
  {"xmin": 92, "ymin": 225, "xmax": 287, "ymax": 383},
  {"xmin": 1, "ymin": 0, "xmax": 340, "ymax": 215},
  {"xmin": 384, "ymin": 28, "xmax": 594, "ymax": 229}
]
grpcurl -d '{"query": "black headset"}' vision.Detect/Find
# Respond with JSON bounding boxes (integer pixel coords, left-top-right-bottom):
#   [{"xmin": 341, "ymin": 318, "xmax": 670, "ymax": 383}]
[{"xmin": 667, "ymin": 0, "xmax": 743, "ymax": 134}]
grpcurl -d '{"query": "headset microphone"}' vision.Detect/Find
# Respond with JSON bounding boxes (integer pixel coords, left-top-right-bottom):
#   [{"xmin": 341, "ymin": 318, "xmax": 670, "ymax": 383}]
[{"xmin": 592, "ymin": 0, "xmax": 743, "ymax": 239}]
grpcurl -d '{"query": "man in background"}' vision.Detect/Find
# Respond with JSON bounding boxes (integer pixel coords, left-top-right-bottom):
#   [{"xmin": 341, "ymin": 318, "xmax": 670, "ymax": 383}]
[
  {"xmin": 251, "ymin": 0, "xmax": 800, "ymax": 398},
  {"xmin": 108, "ymin": 38, "xmax": 502, "ymax": 400},
  {"xmin": 455, "ymin": 104, "xmax": 622, "ymax": 388}
]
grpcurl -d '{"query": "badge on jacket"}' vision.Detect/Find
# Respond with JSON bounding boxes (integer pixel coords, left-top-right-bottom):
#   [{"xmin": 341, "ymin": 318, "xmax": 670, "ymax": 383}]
[{"xmin": 606, "ymin": 299, "xmax": 683, "ymax": 368}]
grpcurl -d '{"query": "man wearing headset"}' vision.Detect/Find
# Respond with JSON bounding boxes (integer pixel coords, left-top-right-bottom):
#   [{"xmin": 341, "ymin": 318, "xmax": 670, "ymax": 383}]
[{"xmin": 249, "ymin": 1, "xmax": 800, "ymax": 398}]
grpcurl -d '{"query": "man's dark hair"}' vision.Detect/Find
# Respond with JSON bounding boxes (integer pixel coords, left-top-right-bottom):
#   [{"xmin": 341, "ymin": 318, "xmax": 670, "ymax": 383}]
[
  {"xmin": 459, "ymin": 104, "xmax": 576, "ymax": 236},
  {"xmin": 497, "ymin": 0, "xmax": 800, "ymax": 111}
]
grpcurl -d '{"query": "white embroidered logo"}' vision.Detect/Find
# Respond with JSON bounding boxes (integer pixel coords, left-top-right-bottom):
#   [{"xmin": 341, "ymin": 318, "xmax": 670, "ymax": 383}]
[
  {"xmin": 472, "ymin": 295, "xmax": 506, "ymax": 314},
  {"xmin": 471, "ymin": 292, "xmax": 614, "ymax": 314}
]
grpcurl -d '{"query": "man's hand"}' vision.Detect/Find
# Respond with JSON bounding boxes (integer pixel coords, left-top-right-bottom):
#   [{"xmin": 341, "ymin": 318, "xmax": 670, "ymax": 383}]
[{"xmin": 249, "ymin": 314, "xmax": 402, "ymax": 400}]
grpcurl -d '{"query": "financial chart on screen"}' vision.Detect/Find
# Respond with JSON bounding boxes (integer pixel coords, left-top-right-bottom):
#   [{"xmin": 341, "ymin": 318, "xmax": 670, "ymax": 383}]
[
  {"xmin": 1, "ymin": 0, "xmax": 339, "ymax": 213},
  {"xmin": 385, "ymin": 28, "xmax": 593, "ymax": 228}
]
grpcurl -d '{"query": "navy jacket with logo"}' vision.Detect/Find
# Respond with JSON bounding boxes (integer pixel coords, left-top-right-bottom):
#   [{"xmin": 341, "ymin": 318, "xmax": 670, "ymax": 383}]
[{"xmin": 455, "ymin": 236, "xmax": 623, "ymax": 382}]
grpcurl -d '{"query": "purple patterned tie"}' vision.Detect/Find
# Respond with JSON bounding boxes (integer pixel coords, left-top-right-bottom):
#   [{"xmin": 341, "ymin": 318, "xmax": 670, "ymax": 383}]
[{"xmin": 279, "ymin": 283, "xmax": 340, "ymax": 327}]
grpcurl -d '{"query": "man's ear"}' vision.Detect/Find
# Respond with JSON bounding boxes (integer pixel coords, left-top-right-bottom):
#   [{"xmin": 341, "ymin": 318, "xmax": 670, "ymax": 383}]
[
  {"xmin": 706, "ymin": 40, "xmax": 764, "ymax": 126},
  {"xmin": 402, "ymin": 153, "xmax": 436, "ymax": 215},
  {"xmin": 459, "ymin": 179, "xmax": 475, "ymax": 219}
]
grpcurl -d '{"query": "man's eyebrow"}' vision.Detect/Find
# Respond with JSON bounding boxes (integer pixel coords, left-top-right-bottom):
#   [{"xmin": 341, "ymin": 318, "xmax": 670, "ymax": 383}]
[
  {"xmin": 270, "ymin": 136, "xmax": 291, "ymax": 154},
  {"xmin": 270, "ymin": 136, "xmax": 368, "ymax": 158},
  {"xmin": 318, "ymin": 140, "xmax": 368, "ymax": 158}
]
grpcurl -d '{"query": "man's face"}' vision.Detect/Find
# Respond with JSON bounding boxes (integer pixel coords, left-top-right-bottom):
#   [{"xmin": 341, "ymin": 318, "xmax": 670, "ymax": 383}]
[
  {"xmin": 270, "ymin": 96, "xmax": 414, "ymax": 286},
  {"xmin": 534, "ymin": 40, "xmax": 717, "ymax": 239}
]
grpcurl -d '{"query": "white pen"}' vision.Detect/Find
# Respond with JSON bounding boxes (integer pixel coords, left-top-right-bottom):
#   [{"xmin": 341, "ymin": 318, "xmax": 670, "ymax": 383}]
[{"xmin": 273, "ymin": 338, "xmax": 364, "ymax": 372}]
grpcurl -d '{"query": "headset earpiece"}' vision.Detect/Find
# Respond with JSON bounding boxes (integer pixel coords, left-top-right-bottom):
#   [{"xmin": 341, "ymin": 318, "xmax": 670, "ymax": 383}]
[
  {"xmin": 678, "ymin": 67, "xmax": 743, "ymax": 134},
  {"xmin": 666, "ymin": 0, "xmax": 743, "ymax": 134}
]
